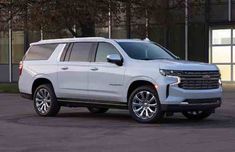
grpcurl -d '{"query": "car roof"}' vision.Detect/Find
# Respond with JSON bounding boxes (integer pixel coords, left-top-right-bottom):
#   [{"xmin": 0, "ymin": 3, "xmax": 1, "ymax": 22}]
[{"xmin": 30, "ymin": 37, "xmax": 149, "ymax": 46}]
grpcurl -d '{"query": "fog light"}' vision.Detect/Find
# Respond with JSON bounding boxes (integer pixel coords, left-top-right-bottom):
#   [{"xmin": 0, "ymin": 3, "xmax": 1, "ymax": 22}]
[{"xmin": 218, "ymin": 79, "xmax": 222, "ymax": 85}]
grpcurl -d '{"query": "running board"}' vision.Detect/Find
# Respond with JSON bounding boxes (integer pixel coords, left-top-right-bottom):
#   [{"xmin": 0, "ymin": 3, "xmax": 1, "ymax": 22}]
[{"xmin": 57, "ymin": 98, "xmax": 128, "ymax": 109}]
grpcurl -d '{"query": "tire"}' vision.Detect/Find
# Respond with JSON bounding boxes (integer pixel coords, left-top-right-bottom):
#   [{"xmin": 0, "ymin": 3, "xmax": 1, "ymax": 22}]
[
  {"xmin": 33, "ymin": 84, "xmax": 60, "ymax": 117},
  {"xmin": 182, "ymin": 110, "xmax": 213, "ymax": 120},
  {"xmin": 128, "ymin": 86, "xmax": 164, "ymax": 123},
  {"xmin": 87, "ymin": 107, "xmax": 109, "ymax": 114}
]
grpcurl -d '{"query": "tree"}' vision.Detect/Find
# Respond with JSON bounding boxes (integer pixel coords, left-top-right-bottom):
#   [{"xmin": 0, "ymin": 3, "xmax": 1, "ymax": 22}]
[
  {"xmin": 124, "ymin": 0, "xmax": 206, "ymax": 38},
  {"xmin": 0, "ymin": 0, "xmax": 205, "ymax": 37},
  {"xmin": 0, "ymin": 0, "xmax": 122, "ymax": 37}
]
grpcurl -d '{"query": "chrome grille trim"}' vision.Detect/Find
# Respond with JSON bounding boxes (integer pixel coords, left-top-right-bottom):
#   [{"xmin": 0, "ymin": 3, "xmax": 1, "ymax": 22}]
[{"xmin": 177, "ymin": 71, "xmax": 220, "ymax": 90}]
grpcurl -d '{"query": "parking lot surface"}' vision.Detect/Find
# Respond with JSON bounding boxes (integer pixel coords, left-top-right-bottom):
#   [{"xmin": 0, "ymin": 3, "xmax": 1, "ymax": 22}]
[{"xmin": 0, "ymin": 86, "xmax": 235, "ymax": 152}]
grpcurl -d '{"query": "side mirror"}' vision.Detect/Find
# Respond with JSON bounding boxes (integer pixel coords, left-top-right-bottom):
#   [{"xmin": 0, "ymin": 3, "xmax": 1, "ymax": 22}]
[
  {"xmin": 107, "ymin": 54, "xmax": 123, "ymax": 66},
  {"xmin": 176, "ymin": 56, "xmax": 180, "ymax": 60}
]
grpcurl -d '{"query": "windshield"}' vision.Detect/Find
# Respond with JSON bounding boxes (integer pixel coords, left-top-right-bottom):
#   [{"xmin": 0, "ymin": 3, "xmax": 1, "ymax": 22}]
[{"xmin": 118, "ymin": 42, "xmax": 175, "ymax": 60}]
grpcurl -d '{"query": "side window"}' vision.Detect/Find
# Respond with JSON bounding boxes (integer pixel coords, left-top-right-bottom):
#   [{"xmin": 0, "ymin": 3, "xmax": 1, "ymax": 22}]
[
  {"xmin": 24, "ymin": 44, "xmax": 58, "ymax": 60},
  {"xmin": 95, "ymin": 43, "xmax": 119, "ymax": 62},
  {"xmin": 60, "ymin": 43, "xmax": 71, "ymax": 61},
  {"xmin": 69, "ymin": 43, "xmax": 94, "ymax": 62}
]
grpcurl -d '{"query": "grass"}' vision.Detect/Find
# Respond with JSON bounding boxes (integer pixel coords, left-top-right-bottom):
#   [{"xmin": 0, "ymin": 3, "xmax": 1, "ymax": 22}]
[{"xmin": 0, "ymin": 83, "xmax": 19, "ymax": 93}]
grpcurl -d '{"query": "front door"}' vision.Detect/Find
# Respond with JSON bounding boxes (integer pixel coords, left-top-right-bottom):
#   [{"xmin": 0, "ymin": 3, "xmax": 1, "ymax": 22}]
[{"xmin": 88, "ymin": 42, "xmax": 125, "ymax": 102}]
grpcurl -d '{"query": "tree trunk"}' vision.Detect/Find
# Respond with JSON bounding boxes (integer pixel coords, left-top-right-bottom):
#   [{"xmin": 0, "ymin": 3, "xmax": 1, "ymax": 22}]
[
  {"xmin": 126, "ymin": 0, "xmax": 131, "ymax": 38},
  {"xmin": 67, "ymin": 27, "xmax": 79, "ymax": 37}
]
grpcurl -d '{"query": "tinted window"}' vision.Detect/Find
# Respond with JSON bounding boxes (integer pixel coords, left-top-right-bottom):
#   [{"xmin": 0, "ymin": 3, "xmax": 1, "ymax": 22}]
[
  {"xmin": 24, "ymin": 44, "xmax": 58, "ymax": 60},
  {"xmin": 118, "ymin": 42, "xmax": 175, "ymax": 60},
  {"xmin": 60, "ymin": 44, "xmax": 71, "ymax": 61},
  {"xmin": 69, "ymin": 43, "xmax": 93, "ymax": 62},
  {"xmin": 95, "ymin": 43, "xmax": 119, "ymax": 62}
]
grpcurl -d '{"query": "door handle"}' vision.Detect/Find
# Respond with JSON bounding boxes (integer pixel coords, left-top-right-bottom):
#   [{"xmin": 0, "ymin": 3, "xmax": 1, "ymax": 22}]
[
  {"xmin": 90, "ymin": 67, "xmax": 98, "ymax": 71},
  {"xmin": 61, "ymin": 67, "xmax": 69, "ymax": 70}
]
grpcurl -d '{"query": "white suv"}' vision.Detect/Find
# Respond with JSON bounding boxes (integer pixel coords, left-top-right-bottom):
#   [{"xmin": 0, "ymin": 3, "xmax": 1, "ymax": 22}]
[{"xmin": 19, "ymin": 37, "xmax": 222, "ymax": 123}]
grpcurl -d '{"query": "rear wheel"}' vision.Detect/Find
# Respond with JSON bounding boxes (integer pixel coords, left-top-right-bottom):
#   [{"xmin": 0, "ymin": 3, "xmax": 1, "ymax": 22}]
[
  {"xmin": 182, "ymin": 110, "xmax": 212, "ymax": 120},
  {"xmin": 33, "ymin": 84, "xmax": 60, "ymax": 117},
  {"xmin": 128, "ymin": 86, "xmax": 164, "ymax": 123},
  {"xmin": 87, "ymin": 107, "xmax": 109, "ymax": 114}
]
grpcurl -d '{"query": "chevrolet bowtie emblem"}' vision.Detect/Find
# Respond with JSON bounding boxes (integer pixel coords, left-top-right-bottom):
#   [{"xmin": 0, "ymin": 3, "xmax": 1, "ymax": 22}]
[{"xmin": 202, "ymin": 75, "xmax": 210, "ymax": 79}]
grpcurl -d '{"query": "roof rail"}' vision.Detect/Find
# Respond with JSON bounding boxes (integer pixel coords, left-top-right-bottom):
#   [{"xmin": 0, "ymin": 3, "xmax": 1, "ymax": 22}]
[{"xmin": 31, "ymin": 37, "xmax": 107, "ymax": 45}]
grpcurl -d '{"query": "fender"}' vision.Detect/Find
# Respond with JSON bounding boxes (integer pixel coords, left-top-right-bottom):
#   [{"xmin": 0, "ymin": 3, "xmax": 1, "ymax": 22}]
[
  {"xmin": 122, "ymin": 76, "xmax": 157, "ymax": 102},
  {"xmin": 31, "ymin": 74, "xmax": 56, "ymax": 93}
]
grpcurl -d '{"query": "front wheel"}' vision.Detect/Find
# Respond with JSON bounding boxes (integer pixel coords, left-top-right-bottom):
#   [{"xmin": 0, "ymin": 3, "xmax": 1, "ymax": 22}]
[
  {"xmin": 128, "ymin": 86, "xmax": 164, "ymax": 123},
  {"xmin": 182, "ymin": 110, "xmax": 213, "ymax": 120}
]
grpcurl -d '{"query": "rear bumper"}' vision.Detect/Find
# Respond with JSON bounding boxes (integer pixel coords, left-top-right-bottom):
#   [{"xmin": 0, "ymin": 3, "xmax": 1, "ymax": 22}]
[{"xmin": 161, "ymin": 98, "xmax": 222, "ymax": 112}]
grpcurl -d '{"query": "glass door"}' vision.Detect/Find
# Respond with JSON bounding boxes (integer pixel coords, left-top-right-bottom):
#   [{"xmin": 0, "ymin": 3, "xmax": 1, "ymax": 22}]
[{"xmin": 210, "ymin": 28, "xmax": 234, "ymax": 81}]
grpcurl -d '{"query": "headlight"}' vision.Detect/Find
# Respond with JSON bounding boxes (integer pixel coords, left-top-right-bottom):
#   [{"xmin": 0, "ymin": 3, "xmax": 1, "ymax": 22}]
[
  {"xmin": 159, "ymin": 69, "xmax": 181, "ymax": 85},
  {"xmin": 159, "ymin": 69, "xmax": 178, "ymax": 76}
]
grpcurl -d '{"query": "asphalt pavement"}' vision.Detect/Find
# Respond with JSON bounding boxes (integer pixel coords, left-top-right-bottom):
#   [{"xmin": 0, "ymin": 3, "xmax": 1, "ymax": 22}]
[{"xmin": 0, "ymin": 85, "xmax": 235, "ymax": 152}]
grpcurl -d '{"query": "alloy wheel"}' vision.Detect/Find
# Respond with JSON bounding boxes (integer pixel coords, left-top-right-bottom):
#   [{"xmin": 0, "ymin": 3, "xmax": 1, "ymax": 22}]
[
  {"xmin": 132, "ymin": 91, "xmax": 158, "ymax": 120},
  {"xmin": 35, "ymin": 88, "xmax": 52, "ymax": 114}
]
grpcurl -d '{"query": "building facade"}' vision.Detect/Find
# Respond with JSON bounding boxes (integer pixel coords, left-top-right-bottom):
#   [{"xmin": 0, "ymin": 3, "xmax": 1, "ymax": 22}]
[{"xmin": 0, "ymin": 0, "xmax": 234, "ymax": 82}]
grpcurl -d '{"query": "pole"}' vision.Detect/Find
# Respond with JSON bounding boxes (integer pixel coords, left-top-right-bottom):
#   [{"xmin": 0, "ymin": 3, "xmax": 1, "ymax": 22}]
[
  {"xmin": 145, "ymin": 9, "xmax": 149, "ymax": 38},
  {"xmin": 185, "ymin": 0, "xmax": 188, "ymax": 60},
  {"xmin": 108, "ymin": 0, "xmax": 112, "ymax": 38},
  {"xmin": 8, "ymin": 3, "xmax": 12, "ymax": 83},
  {"xmin": 40, "ymin": 28, "xmax": 44, "ymax": 40}
]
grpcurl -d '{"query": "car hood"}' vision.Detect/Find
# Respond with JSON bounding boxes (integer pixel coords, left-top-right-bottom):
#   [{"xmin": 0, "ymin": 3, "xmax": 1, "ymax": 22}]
[{"xmin": 148, "ymin": 59, "xmax": 219, "ymax": 71}]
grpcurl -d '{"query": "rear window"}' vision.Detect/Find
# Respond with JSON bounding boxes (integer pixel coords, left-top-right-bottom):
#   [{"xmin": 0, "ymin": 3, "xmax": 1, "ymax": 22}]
[{"xmin": 24, "ymin": 44, "xmax": 58, "ymax": 60}]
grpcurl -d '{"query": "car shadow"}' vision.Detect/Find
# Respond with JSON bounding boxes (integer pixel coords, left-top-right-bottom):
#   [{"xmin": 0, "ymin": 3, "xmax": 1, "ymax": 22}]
[
  {"xmin": 54, "ymin": 110, "xmax": 235, "ymax": 129},
  {"xmin": 5, "ymin": 108, "xmax": 234, "ymax": 129}
]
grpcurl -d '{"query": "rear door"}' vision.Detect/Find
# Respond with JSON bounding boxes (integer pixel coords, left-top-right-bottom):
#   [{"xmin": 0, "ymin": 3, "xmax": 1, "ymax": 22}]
[{"xmin": 57, "ymin": 42, "xmax": 97, "ymax": 99}]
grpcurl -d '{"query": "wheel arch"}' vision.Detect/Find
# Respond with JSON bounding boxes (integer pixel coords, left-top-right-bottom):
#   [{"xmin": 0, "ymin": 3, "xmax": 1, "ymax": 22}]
[
  {"xmin": 32, "ymin": 78, "xmax": 54, "ymax": 99},
  {"xmin": 126, "ymin": 78, "xmax": 158, "ymax": 102}
]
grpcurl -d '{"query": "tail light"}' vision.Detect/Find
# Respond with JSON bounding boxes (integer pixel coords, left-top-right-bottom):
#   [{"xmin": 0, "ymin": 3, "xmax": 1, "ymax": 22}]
[{"xmin": 19, "ymin": 61, "xmax": 23, "ymax": 76}]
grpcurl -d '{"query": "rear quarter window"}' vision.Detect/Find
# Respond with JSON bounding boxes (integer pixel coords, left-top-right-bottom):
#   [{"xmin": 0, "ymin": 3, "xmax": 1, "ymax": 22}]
[{"xmin": 24, "ymin": 44, "xmax": 58, "ymax": 61}]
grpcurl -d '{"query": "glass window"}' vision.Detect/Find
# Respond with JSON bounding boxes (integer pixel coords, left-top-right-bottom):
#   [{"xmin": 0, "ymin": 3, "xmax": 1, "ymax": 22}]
[
  {"xmin": 212, "ymin": 46, "xmax": 231, "ymax": 63},
  {"xmin": 95, "ymin": 27, "xmax": 109, "ymax": 38},
  {"xmin": 217, "ymin": 65, "xmax": 231, "ymax": 81},
  {"xmin": 212, "ymin": 29, "xmax": 231, "ymax": 45},
  {"xmin": 112, "ymin": 26, "xmax": 127, "ymax": 39},
  {"xmin": 233, "ymin": 46, "xmax": 235, "ymax": 63},
  {"xmin": 233, "ymin": 30, "xmax": 235, "ymax": 44},
  {"xmin": 95, "ymin": 43, "xmax": 119, "ymax": 62},
  {"xmin": 0, "ymin": 31, "xmax": 9, "ymax": 64},
  {"xmin": 209, "ymin": 1, "xmax": 228, "ymax": 22},
  {"xmin": 233, "ymin": 65, "xmax": 235, "ymax": 81},
  {"xmin": 69, "ymin": 43, "xmax": 93, "ymax": 62},
  {"xmin": 24, "ymin": 44, "xmax": 58, "ymax": 60},
  {"xmin": 118, "ymin": 42, "xmax": 175, "ymax": 60},
  {"xmin": 28, "ymin": 31, "xmax": 41, "ymax": 44},
  {"xmin": 12, "ymin": 31, "xmax": 25, "ymax": 64}
]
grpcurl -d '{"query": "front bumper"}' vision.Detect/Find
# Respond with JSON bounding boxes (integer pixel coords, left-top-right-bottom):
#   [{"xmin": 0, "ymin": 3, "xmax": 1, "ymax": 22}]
[{"xmin": 161, "ymin": 98, "xmax": 222, "ymax": 112}]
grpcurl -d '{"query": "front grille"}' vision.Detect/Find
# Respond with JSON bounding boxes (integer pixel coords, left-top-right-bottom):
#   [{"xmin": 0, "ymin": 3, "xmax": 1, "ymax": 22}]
[{"xmin": 177, "ymin": 71, "xmax": 220, "ymax": 90}]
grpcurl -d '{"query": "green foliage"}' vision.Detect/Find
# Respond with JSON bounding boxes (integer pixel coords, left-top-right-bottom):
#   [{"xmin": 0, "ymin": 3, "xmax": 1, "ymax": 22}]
[
  {"xmin": 0, "ymin": 83, "xmax": 19, "ymax": 93},
  {"xmin": 0, "ymin": 0, "xmax": 205, "ymax": 37}
]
